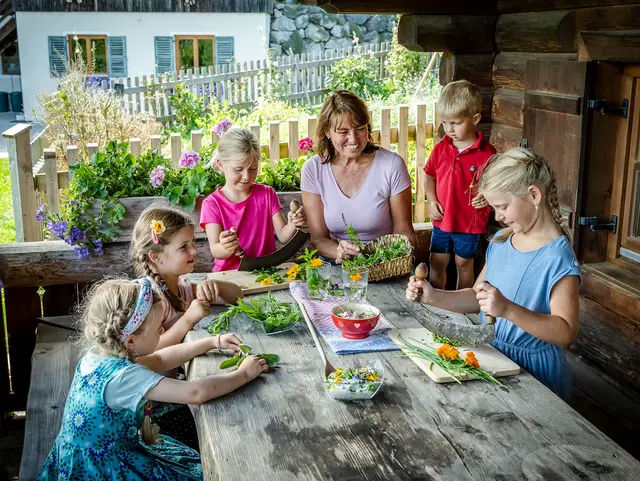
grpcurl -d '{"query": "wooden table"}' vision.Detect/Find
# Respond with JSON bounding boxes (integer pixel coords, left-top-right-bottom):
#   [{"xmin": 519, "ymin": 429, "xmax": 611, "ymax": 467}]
[{"xmin": 185, "ymin": 280, "xmax": 640, "ymax": 481}]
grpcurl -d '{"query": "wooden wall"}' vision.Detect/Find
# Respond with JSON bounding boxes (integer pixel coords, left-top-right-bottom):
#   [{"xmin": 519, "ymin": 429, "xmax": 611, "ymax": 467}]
[{"xmin": 13, "ymin": 0, "xmax": 273, "ymax": 13}]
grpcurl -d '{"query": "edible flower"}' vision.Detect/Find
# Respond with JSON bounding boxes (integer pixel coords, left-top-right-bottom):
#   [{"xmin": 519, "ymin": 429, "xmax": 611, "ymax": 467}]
[
  {"xmin": 309, "ymin": 258, "xmax": 323, "ymax": 268},
  {"xmin": 261, "ymin": 277, "xmax": 273, "ymax": 287},
  {"xmin": 349, "ymin": 273, "xmax": 363, "ymax": 282},
  {"xmin": 436, "ymin": 343, "xmax": 460, "ymax": 361},
  {"xmin": 150, "ymin": 220, "xmax": 166, "ymax": 244},
  {"xmin": 464, "ymin": 351, "xmax": 480, "ymax": 368}
]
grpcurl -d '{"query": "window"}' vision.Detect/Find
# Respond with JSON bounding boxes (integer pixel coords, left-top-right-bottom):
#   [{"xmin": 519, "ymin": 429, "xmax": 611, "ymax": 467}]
[
  {"xmin": 174, "ymin": 36, "xmax": 215, "ymax": 71},
  {"xmin": 68, "ymin": 35, "xmax": 108, "ymax": 75},
  {"xmin": 2, "ymin": 56, "xmax": 19, "ymax": 75}
]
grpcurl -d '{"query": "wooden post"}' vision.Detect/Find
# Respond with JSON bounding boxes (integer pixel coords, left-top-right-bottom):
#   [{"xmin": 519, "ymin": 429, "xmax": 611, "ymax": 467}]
[
  {"xmin": 150, "ymin": 136, "xmax": 161, "ymax": 154},
  {"xmin": 269, "ymin": 121, "xmax": 280, "ymax": 166},
  {"xmin": 307, "ymin": 116, "xmax": 317, "ymax": 141},
  {"xmin": 191, "ymin": 130, "xmax": 203, "ymax": 152},
  {"xmin": 250, "ymin": 123, "xmax": 261, "ymax": 175},
  {"xmin": 380, "ymin": 107, "xmax": 391, "ymax": 150},
  {"xmin": 66, "ymin": 145, "xmax": 78, "ymax": 181},
  {"xmin": 210, "ymin": 129, "xmax": 218, "ymax": 145},
  {"xmin": 398, "ymin": 105, "xmax": 409, "ymax": 163},
  {"xmin": 43, "ymin": 148, "xmax": 60, "ymax": 214},
  {"xmin": 170, "ymin": 133, "xmax": 182, "ymax": 166},
  {"xmin": 288, "ymin": 119, "xmax": 299, "ymax": 160},
  {"xmin": 3, "ymin": 124, "xmax": 39, "ymax": 242},
  {"xmin": 415, "ymin": 103, "xmax": 427, "ymax": 223},
  {"xmin": 130, "ymin": 138, "xmax": 141, "ymax": 156},
  {"xmin": 86, "ymin": 143, "xmax": 99, "ymax": 159},
  {"xmin": 433, "ymin": 100, "xmax": 442, "ymax": 142}
]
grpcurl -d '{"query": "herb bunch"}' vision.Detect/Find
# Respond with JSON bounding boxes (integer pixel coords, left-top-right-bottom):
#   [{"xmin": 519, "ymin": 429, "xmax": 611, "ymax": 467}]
[
  {"xmin": 219, "ymin": 344, "xmax": 280, "ymax": 371},
  {"xmin": 252, "ymin": 266, "xmax": 284, "ymax": 286},
  {"xmin": 343, "ymin": 240, "xmax": 409, "ymax": 269}
]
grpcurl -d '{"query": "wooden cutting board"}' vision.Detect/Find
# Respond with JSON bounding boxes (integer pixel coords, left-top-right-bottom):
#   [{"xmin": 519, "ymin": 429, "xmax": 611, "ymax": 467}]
[
  {"xmin": 186, "ymin": 262, "xmax": 296, "ymax": 296},
  {"xmin": 389, "ymin": 328, "xmax": 521, "ymax": 383}
]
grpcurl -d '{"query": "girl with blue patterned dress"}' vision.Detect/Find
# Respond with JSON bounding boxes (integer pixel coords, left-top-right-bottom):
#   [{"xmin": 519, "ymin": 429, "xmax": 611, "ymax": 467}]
[
  {"xmin": 39, "ymin": 278, "xmax": 268, "ymax": 480},
  {"xmin": 407, "ymin": 148, "xmax": 580, "ymax": 401}
]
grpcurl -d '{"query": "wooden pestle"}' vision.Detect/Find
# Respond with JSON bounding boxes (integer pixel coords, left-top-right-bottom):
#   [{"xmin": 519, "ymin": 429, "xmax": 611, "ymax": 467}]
[
  {"xmin": 229, "ymin": 227, "xmax": 244, "ymax": 258},
  {"xmin": 414, "ymin": 262, "xmax": 427, "ymax": 298}
]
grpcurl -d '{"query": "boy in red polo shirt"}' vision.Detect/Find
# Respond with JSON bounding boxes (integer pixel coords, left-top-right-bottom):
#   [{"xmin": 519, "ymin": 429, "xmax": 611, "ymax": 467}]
[{"xmin": 424, "ymin": 80, "xmax": 496, "ymax": 289}]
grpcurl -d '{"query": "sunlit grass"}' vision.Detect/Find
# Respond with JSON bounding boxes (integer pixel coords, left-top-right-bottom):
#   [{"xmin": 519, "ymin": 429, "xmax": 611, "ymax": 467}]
[{"xmin": 0, "ymin": 156, "xmax": 16, "ymax": 243}]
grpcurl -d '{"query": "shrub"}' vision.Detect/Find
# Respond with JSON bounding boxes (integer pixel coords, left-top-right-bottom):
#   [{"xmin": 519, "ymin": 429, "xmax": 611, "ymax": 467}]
[
  {"xmin": 283, "ymin": 31, "xmax": 305, "ymax": 55},
  {"xmin": 385, "ymin": 19, "xmax": 431, "ymax": 97},
  {"xmin": 326, "ymin": 45, "xmax": 389, "ymax": 100}
]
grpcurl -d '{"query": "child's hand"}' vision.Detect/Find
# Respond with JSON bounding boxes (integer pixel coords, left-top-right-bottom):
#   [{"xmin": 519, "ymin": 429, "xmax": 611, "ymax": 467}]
[
  {"xmin": 336, "ymin": 240, "xmax": 360, "ymax": 264},
  {"xmin": 217, "ymin": 333, "xmax": 243, "ymax": 353},
  {"xmin": 219, "ymin": 228, "xmax": 239, "ymax": 254},
  {"xmin": 429, "ymin": 200, "xmax": 444, "ymax": 221},
  {"xmin": 238, "ymin": 355, "xmax": 268, "ymax": 380},
  {"xmin": 288, "ymin": 206, "xmax": 306, "ymax": 228},
  {"xmin": 185, "ymin": 298, "xmax": 211, "ymax": 326},
  {"xmin": 406, "ymin": 275, "xmax": 434, "ymax": 303},
  {"xmin": 471, "ymin": 193, "xmax": 489, "ymax": 209},
  {"xmin": 475, "ymin": 282, "xmax": 509, "ymax": 319},
  {"xmin": 196, "ymin": 280, "xmax": 219, "ymax": 304}
]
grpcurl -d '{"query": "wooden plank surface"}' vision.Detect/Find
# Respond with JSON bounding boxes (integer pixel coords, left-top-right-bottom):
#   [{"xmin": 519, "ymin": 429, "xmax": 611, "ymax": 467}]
[
  {"xmin": 186, "ymin": 263, "xmax": 296, "ymax": 296},
  {"xmin": 185, "ymin": 281, "xmax": 640, "ymax": 481}
]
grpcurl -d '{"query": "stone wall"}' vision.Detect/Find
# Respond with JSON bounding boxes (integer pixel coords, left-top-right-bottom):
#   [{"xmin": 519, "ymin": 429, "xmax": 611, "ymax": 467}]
[{"xmin": 270, "ymin": 2, "xmax": 394, "ymax": 55}]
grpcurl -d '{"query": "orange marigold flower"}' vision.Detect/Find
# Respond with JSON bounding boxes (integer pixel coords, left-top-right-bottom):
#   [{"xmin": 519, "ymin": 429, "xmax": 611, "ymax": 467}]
[
  {"xmin": 349, "ymin": 273, "xmax": 363, "ymax": 282},
  {"xmin": 261, "ymin": 277, "xmax": 273, "ymax": 286},
  {"xmin": 446, "ymin": 347, "xmax": 460, "ymax": 360},
  {"xmin": 309, "ymin": 258, "xmax": 323, "ymax": 268},
  {"xmin": 436, "ymin": 344, "xmax": 451, "ymax": 356},
  {"xmin": 464, "ymin": 352, "xmax": 480, "ymax": 368}
]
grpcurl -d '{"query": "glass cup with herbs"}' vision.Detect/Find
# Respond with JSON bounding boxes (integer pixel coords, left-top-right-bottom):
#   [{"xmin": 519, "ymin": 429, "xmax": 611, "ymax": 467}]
[
  {"xmin": 342, "ymin": 266, "xmax": 369, "ymax": 303},
  {"xmin": 306, "ymin": 261, "xmax": 331, "ymax": 300}
]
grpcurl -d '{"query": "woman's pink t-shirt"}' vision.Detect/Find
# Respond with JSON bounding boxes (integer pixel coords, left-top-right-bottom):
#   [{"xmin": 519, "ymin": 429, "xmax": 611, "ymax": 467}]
[
  {"xmin": 200, "ymin": 184, "xmax": 282, "ymax": 271},
  {"xmin": 301, "ymin": 148, "xmax": 411, "ymax": 242}
]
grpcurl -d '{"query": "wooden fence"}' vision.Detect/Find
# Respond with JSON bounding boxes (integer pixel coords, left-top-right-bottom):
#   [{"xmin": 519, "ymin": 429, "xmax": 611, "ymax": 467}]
[
  {"xmin": 111, "ymin": 42, "xmax": 393, "ymax": 121},
  {"xmin": 4, "ymin": 102, "xmax": 435, "ymax": 242}
]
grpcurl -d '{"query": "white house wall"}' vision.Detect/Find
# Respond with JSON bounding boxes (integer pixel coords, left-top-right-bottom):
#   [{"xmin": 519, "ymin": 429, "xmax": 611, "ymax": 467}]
[{"xmin": 16, "ymin": 11, "xmax": 271, "ymax": 120}]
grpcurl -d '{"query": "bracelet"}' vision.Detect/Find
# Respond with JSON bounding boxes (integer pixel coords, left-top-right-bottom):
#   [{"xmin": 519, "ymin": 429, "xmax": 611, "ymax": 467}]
[{"xmin": 215, "ymin": 333, "xmax": 222, "ymax": 353}]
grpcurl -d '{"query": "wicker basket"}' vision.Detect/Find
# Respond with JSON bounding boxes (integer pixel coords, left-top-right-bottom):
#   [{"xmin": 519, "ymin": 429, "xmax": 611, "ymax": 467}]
[{"xmin": 360, "ymin": 234, "xmax": 413, "ymax": 282}]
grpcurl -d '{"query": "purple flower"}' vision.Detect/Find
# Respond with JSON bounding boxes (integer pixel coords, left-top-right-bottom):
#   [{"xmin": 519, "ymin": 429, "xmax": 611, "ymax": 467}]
[
  {"xmin": 36, "ymin": 204, "xmax": 48, "ymax": 222},
  {"xmin": 179, "ymin": 150, "xmax": 201, "ymax": 169},
  {"xmin": 93, "ymin": 239, "xmax": 104, "ymax": 256},
  {"xmin": 64, "ymin": 227, "xmax": 86, "ymax": 246},
  {"xmin": 0, "ymin": 278, "xmax": 3, "ymax": 289},
  {"xmin": 149, "ymin": 166, "xmax": 166, "ymax": 188},
  {"xmin": 74, "ymin": 246, "xmax": 90, "ymax": 259},
  {"xmin": 48, "ymin": 220, "xmax": 68, "ymax": 240},
  {"xmin": 213, "ymin": 118, "xmax": 233, "ymax": 137}
]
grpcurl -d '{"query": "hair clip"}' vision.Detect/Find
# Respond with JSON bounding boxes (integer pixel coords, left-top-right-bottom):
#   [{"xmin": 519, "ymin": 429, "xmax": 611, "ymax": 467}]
[
  {"xmin": 150, "ymin": 220, "xmax": 166, "ymax": 245},
  {"xmin": 161, "ymin": 284, "xmax": 169, "ymax": 293}
]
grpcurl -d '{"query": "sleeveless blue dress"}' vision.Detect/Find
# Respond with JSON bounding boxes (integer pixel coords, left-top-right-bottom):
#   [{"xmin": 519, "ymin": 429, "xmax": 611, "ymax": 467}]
[
  {"xmin": 38, "ymin": 355, "xmax": 203, "ymax": 480},
  {"xmin": 483, "ymin": 231, "xmax": 581, "ymax": 401}
]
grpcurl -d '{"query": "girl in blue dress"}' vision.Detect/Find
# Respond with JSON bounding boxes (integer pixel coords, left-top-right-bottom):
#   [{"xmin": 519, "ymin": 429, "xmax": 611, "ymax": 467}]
[
  {"xmin": 39, "ymin": 278, "xmax": 268, "ymax": 480},
  {"xmin": 407, "ymin": 147, "xmax": 580, "ymax": 400}
]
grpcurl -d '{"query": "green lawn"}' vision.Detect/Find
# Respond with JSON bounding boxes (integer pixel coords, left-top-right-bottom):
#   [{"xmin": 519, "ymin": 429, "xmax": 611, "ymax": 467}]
[{"xmin": 0, "ymin": 157, "xmax": 16, "ymax": 243}]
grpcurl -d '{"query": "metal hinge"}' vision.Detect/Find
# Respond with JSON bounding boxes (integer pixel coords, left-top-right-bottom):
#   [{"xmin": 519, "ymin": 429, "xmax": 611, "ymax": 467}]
[
  {"xmin": 587, "ymin": 99, "xmax": 629, "ymax": 118},
  {"xmin": 578, "ymin": 214, "xmax": 618, "ymax": 234},
  {"xmin": 520, "ymin": 138, "xmax": 528, "ymax": 149}
]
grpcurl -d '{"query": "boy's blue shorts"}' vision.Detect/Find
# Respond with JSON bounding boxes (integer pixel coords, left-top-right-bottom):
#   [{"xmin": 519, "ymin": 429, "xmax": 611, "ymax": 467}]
[{"xmin": 430, "ymin": 226, "xmax": 480, "ymax": 260}]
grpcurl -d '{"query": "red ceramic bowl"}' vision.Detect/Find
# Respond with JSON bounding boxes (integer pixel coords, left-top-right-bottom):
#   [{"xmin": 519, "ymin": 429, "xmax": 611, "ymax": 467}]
[{"xmin": 331, "ymin": 303, "xmax": 381, "ymax": 339}]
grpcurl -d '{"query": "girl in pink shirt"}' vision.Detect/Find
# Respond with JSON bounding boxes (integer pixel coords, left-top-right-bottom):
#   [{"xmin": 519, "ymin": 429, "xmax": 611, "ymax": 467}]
[{"xmin": 200, "ymin": 127, "xmax": 306, "ymax": 271}]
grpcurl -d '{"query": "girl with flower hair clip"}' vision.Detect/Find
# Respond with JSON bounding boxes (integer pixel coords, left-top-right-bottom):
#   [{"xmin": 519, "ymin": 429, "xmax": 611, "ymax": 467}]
[
  {"xmin": 200, "ymin": 126, "xmax": 307, "ymax": 271},
  {"xmin": 39, "ymin": 277, "xmax": 267, "ymax": 480}
]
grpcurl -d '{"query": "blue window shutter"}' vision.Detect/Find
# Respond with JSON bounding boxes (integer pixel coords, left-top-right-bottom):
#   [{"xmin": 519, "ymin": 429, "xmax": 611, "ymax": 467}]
[
  {"xmin": 107, "ymin": 36, "xmax": 127, "ymax": 77},
  {"xmin": 215, "ymin": 36, "xmax": 234, "ymax": 66},
  {"xmin": 154, "ymin": 36, "xmax": 174, "ymax": 75},
  {"xmin": 48, "ymin": 36, "xmax": 69, "ymax": 76}
]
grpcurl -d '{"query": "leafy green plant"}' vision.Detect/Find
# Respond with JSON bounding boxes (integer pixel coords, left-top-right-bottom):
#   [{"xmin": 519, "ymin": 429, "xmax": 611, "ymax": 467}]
[
  {"xmin": 168, "ymin": 83, "xmax": 208, "ymax": 139},
  {"xmin": 385, "ymin": 18, "xmax": 430, "ymax": 97},
  {"xmin": 219, "ymin": 344, "xmax": 280, "ymax": 370},
  {"xmin": 252, "ymin": 267, "xmax": 285, "ymax": 285},
  {"xmin": 257, "ymin": 157, "xmax": 305, "ymax": 192},
  {"xmin": 342, "ymin": 214, "xmax": 363, "ymax": 249},
  {"xmin": 162, "ymin": 161, "xmax": 224, "ymax": 212}
]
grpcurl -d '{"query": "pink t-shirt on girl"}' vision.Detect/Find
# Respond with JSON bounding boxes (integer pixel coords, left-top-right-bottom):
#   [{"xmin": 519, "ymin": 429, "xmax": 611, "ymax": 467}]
[
  {"xmin": 147, "ymin": 276, "xmax": 195, "ymax": 330},
  {"xmin": 301, "ymin": 147, "xmax": 411, "ymax": 242},
  {"xmin": 200, "ymin": 184, "xmax": 282, "ymax": 271}
]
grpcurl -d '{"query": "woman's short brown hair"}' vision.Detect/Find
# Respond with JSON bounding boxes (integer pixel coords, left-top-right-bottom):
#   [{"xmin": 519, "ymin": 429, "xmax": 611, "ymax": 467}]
[{"xmin": 315, "ymin": 90, "xmax": 377, "ymax": 164}]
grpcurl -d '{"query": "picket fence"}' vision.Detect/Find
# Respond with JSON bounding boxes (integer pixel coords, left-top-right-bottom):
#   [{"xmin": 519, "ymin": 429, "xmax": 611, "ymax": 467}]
[
  {"xmin": 4, "ymin": 102, "xmax": 435, "ymax": 243},
  {"xmin": 107, "ymin": 42, "xmax": 394, "ymax": 121}
]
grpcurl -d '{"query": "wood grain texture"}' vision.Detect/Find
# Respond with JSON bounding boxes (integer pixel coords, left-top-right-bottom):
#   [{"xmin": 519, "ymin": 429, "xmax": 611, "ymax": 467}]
[
  {"xmin": 439, "ymin": 53, "xmax": 495, "ymax": 87},
  {"xmin": 492, "ymin": 88, "xmax": 524, "ymax": 127},
  {"xmin": 492, "ymin": 52, "xmax": 578, "ymax": 90},
  {"xmin": 495, "ymin": 10, "xmax": 576, "ymax": 52},
  {"xmin": 185, "ymin": 282, "xmax": 640, "ymax": 480},
  {"xmin": 489, "ymin": 122, "xmax": 522, "ymax": 153},
  {"xmin": 498, "ymin": 0, "xmax": 640, "ymax": 13},
  {"xmin": 579, "ymin": 31, "xmax": 640, "ymax": 62},
  {"xmin": 19, "ymin": 325, "xmax": 82, "ymax": 481}
]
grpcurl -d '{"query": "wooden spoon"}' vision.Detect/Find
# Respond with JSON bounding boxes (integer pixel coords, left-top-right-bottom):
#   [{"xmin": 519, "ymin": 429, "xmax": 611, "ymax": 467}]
[{"xmin": 299, "ymin": 303, "xmax": 336, "ymax": 380}]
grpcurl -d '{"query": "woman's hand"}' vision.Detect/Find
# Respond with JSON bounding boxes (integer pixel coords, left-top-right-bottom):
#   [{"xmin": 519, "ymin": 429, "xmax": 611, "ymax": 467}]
[
  {"xmin": 196, "ymin": 280, "xmax": 219, "ymax": 304},
  {"xmin": 238, "ymin": 355, "xmax": 268, "ymax": 380},
  {"xmin": 184, "ymin": 299, "xmax": 211, "ymax": 326},
  {"xmin": 219, "ymin": 228, "xmax": 239, "ymax": 254},
  {"xmin": 429, "ymin": 200, "xmax": 444, "ymax": 221},
  {"xmin": 471, "ymin": 193, "xmax": 489, "ymax": 209},
  {"xmin": 217, "ymin": 333, "xmax": 242, "ymax": 353},
  {"xmin": 336, "ymin": 240, "xmax": 360, "ymax": 264},
  {"xmin": 406, "ymin": 275, "xmax": 435, "ymax": 304},
  {"xmin": 475, "ymin": 282, "xmax": 510, "ymax": 318},
  {"xmin": 287, "ymin": 206, "xmax": 306, "ymax": 229}
]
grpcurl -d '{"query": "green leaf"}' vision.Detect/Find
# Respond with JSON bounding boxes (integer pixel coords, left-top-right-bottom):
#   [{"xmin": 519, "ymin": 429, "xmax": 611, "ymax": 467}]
[
  {"xmin": 219, "ymin": 356, "xmax": 239, "ymax": 369},
  {"xmin": 240, "ymin": 344, "xmax": 252, "ymax": 354},
  {"xmin": 257, "ymin": 353, "xmax": 281, "ymax": 368},
  {"xmin": 181, "ymin": 195, "xmax": 196, "ymax": 212}
]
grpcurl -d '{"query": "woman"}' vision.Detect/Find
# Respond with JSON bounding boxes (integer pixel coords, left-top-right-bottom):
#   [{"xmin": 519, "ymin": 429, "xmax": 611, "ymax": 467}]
[{"xmin": 301, "ymin": 90, "xmax": 416, "ymax": 263}]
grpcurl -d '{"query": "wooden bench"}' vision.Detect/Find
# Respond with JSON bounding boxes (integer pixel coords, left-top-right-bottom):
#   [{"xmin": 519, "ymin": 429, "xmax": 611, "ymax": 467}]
[{"xmin": 19, "ymin": 319, "xmax": 81, "ymax": 481}]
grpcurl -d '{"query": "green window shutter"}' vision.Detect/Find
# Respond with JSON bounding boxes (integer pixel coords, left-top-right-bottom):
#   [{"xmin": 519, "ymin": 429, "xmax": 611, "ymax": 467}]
[
  {"xmin": 48, "ymin": 36, "xmax": 69, "ymax": 76},
  {"xmin": 154, "ymin": 36, "xmax": 174, "ymax": 75},
  {"xmin": 107, "ymin": 36, "xmax": 127, "ymax": 77},
  {"xmin": 215, "ymin": 36, "xmax": 234, "ymax": 66}
]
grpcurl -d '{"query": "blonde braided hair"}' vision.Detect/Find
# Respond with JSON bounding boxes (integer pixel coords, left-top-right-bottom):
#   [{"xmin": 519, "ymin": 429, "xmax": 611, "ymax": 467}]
[
  {"xmin": 130, "ymin": 203, "xmax": 196, "ymax": 312},
  {"xmin": 78, "ymin": 278, "xmax": 163, "ymax": 445},
  {"xmin": 478, "ymin": 147, "xmax": 571, "ymax": 243}
]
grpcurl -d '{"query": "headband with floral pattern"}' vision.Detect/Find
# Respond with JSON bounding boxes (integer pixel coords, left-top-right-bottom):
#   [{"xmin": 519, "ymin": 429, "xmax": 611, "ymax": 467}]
[{"xmin": 119, "ymin": 278, "xmax": 154, "ymax": 341}]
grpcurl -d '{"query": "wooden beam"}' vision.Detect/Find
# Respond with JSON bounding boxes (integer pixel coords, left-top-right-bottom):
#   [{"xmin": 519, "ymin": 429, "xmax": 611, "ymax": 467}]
[
  {"xmin": 499, "ymin": 0, "xmax": 640, "ymax": 14},
  {"xmin": 489, "ymin": 122, "xmax": 522, "ymax": 154},
  {"xmin": 492, "ymin": 88, "xmax": 524, "ymax": 128},
  {"xmin": 524, "ymin": 91, "xmax": 582, "ymax": 115},
  {"xmin": 575, "ymin": 4, "xmax": 640, "ymax": 32},
  {"xmin": 317, "ymin": 0, "xmax": 498, "ymax": 14},
  {"xmin": 398, "ymin": 14, "xmax": 496, "ymax": 53},
  {"xmin": 495, "ymin": 10, "xmax": 576, "ymax": 52},
  {"xmin": 579, "ymin": 31, "xmax": 640, "ymax": 62},
  {"xmin": 493, "ymin": 52, "xmax": 578, "ymax": 90},
  {"xmin": 439, "ymin": 53, "xmax": 495, "ymax": 87}
]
